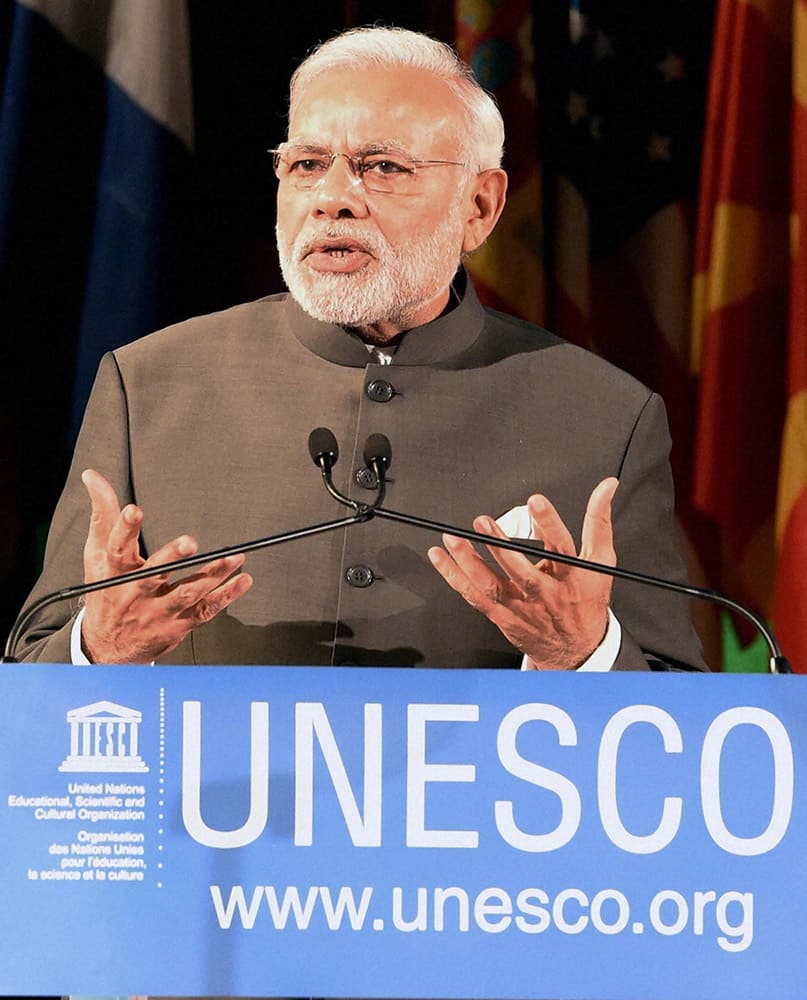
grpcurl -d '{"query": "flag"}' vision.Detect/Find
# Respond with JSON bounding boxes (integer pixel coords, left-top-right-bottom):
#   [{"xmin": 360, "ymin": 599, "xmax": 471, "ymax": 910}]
[
  {"xmin": 0, "ymin": 0, "xmax": 194, "ymax": 635},
  {"xmin": 535, "ymin": 2, "xmax": 722, "ymax": 664},
  {"xmin": 0, "ymin": 0, "xmax": 194, "ymax": 431},
  {"xmin": 691, "ymin": 0, "xmax": 803, "ymax": 671},
  {"xmin": 773, "ymin": 0, "xmax": 807, "ymax": 669},
  {"xmin": 455, "ymin": 0, "xmax": 546, "ymax": 323}
]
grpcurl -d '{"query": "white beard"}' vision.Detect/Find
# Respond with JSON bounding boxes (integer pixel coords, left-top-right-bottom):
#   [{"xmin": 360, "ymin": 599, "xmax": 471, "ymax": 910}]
[{"xmin": 276, "ymin": 202, "xmax": 465, "ymax": 334}]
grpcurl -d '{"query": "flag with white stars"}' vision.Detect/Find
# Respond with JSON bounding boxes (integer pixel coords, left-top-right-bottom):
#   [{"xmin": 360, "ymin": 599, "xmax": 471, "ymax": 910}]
[
  {"xmin": 533, "ymin": 1, "xmax": 723, "ymax": 665},
  {"xmin": 547, "ymin": 0, "xmax": 714, "ymax": 258}
]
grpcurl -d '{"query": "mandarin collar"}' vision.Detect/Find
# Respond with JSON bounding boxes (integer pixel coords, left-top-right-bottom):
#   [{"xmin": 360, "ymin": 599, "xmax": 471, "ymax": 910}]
[{"xmin": 281, "ymin": 269, "xmax": 486, "ymax": 367}]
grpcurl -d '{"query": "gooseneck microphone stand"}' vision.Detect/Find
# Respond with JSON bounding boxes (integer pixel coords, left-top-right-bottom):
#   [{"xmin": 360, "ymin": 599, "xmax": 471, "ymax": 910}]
[{"xmin": 4, "ymin": 427, "xmax": 791, "ymax": 673}]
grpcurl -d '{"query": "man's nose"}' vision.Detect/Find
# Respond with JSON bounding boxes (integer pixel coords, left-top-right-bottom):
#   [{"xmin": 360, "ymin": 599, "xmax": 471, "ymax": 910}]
[{"xmin": 311, "ymin": 155, "xmax": 369, "ymax": 219}]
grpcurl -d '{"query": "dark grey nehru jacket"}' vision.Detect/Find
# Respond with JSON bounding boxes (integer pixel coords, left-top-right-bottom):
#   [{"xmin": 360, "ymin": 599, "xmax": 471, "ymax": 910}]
[{"xmin": 17, "ymin": 274, "xmax": 705, "ymax": 671}]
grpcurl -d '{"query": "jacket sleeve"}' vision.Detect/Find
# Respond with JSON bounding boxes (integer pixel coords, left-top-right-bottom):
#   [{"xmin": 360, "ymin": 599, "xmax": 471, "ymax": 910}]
[
  {"xmin": 609, "ymin": 391, "xmax": 707, "ymax": 672},
  {"xmin": 12, "ymin": 352, "xmax": 135, "ymax": 663}
]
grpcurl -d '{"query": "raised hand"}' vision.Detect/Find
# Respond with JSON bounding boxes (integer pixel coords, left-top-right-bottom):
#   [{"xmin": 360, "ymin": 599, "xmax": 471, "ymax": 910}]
[
  {"xmin": 79, "ymin": 469, "xmax": 253, "ymax": 663},
  {"xmin": 427, "ymin": 478, "xmax": 618, "ymax": 670}
]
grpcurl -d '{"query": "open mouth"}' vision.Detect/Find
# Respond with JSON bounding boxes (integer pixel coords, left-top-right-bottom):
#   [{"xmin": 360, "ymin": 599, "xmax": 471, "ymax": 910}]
[
  {"xmin": 304, "ymin": 238, "xmax": 371, "ymax": 258},
  {"xmin": 303, "ymin": 239, "xmax": 374, "ymax": 272}
]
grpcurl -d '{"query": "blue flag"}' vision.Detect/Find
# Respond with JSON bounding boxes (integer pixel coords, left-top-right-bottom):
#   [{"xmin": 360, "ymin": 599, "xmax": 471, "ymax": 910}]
[{"xmin": 0, "ymin": 0, "xmax": 195, "ymax": 443}]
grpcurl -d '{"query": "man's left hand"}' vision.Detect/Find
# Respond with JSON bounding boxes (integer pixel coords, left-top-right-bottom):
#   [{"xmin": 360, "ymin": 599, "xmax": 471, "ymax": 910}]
[{"xmin": 427, "ymin": 478, "xmax": 619, "ymax": 670}]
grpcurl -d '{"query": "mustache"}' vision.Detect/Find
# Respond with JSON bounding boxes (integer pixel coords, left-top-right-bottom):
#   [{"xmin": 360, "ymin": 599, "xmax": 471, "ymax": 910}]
[{"xmin": 296, "ymin": 225, "xmax": 389, "ymax": 260}]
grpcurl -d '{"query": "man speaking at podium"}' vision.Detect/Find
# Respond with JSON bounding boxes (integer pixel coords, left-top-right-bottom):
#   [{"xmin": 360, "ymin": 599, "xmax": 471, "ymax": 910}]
[{"xmin": 13, "ymin": 26, "xmax": 705, "ymax": 674}]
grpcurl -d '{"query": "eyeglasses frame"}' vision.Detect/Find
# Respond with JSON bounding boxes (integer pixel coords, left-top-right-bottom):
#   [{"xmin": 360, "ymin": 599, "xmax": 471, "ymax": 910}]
[{"xmin": 268, "ymin": 145, "xmax": 468, "ymax": 191}]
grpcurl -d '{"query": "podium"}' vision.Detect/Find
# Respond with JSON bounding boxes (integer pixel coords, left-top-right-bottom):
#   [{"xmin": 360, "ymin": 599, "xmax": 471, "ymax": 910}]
[{"xmin": 0, "ymin": 663, "xmax": 802, "ymax": 998}]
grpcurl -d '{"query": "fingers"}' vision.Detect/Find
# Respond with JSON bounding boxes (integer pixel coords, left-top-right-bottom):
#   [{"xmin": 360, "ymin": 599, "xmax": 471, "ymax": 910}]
[
  {"xmin": 428, "ymin": 536, "xmax": 505, "ymax": 611},
  {"xmin": 471, "ymin": 515, "xmax": 548, "ymax": 594},
  {"xmin": 526, "ymin": 494, "xmax": 576, "ymax": 579},
  {"xmin": 139, "ymin": 541, "xmax": 251, "ymax": 621},
  {"xmin": 160, "ymin": 553, "xmax": 247, "ymax": 613},
  {"xmin": 137, "ymin": 532, "xmax": 199, "ymax": 590},
  {"xmin": 82, "ymin": 469, "xmax": 146, "ymax": 581},
  {"xmin": 177, "ymin": 564, "xmax": 254, "ymax": 625},
  {"xmin": 82, "ymin": 468, "xmax": 123, "ymax": 550},
  {"xmin": 580, "ymin": 477, "xmax": 618, "ymax": 564},
  {"xmin": 104, "ymin": 504, "xmax": 145, "ymax": 573}
]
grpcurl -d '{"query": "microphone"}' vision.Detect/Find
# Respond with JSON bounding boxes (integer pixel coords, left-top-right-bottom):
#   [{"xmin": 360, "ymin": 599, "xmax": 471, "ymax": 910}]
[
  {"xmin": 363, "ymin": 433, "xmax": 392, "ymax": 505},
  {"xmin": 308, "ymin": 426, "xmax": 360, "ymax": 511},
  {"xmin": 363, "ymin": 433, "xmax": 392, "ymax": 472},
  {"xmin": 308, "ymin": 426, "xmax": 339, "ymax": 472},
  {"xmin": 307, "ymin": 427, "xmax": 390, "ymax": 515}
]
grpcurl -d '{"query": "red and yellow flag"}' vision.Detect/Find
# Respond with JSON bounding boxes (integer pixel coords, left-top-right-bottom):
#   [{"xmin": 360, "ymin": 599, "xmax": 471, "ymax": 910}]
[
  {"xmin": 692, "ymin": 0, "xmax": 805, "ymax": 670},
  {"xmin": 773, "ymin": 0, "xmax": 807, "ymax": 669}
]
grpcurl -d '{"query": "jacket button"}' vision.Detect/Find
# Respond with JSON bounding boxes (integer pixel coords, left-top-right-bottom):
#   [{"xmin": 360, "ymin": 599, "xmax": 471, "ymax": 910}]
[
  {"xmin": 345, "ymin": 565, "xmax": 375, "ymax": 588},
  {"xmin": 354, "ymin": 465, "xmax": 379, "ymax": 490},
  {"xmin": 366, "ymin": 378, "xmax": 394, "ymax": 402}
]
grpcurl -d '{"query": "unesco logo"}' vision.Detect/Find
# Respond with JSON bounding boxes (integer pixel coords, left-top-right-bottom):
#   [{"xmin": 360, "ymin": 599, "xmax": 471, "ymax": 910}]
[{"xmin": 58, "ymin": 700, "xmax": 149, "ymax": 773}]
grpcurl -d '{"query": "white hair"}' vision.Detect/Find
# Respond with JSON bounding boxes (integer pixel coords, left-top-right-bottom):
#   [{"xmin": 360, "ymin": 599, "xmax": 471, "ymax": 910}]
[{"xmin": 288, "ymin": 26, "xmax": 505, "ymax": 171}]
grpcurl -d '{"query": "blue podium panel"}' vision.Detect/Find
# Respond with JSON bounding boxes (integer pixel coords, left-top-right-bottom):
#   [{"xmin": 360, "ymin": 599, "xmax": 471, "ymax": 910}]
[{"xmin": 0, "ymin": 664, "xmax": 804, "ymax": 999}]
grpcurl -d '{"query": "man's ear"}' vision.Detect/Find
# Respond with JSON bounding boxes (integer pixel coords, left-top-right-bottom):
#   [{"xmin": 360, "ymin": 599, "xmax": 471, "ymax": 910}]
[{"xmin": 462, "ymin": 168, "xmax": 508, "ymax": 254}]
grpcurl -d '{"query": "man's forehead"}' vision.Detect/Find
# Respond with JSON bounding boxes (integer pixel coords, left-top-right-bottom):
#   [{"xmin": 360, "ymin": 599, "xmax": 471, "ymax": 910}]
[{"xmin": 288, "ymin": 64, "xmax": 465, "ymax": 140}]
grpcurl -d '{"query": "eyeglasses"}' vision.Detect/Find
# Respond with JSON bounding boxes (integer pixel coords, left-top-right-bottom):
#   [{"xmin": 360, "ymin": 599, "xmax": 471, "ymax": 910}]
[{"xmin": 269, "ymin": 144, "xmax": 467, "ymax": 194}]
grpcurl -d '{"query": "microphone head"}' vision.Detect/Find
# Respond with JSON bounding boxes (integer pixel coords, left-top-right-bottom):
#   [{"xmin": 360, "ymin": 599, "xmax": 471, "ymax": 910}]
[
  {"xmin": 363, "ymin": 433, "xmax": 392, "ymax": 469},
  {"xmin": 308, "ymin": 427, "xmax": 339, "ymax": 468}
]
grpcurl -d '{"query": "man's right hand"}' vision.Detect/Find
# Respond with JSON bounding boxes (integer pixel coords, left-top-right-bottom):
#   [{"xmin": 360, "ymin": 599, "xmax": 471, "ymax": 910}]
[{"xmin": 80, "ymin": 469, "xmax": 253, "ymax": 664}]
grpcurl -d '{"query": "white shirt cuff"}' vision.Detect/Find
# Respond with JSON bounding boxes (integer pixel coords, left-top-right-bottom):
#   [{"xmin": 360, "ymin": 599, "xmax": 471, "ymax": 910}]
[
  {"xmin": 519, "ymin": 609, "xmax": 621, "ymax": 671},
  {"xmin": 71, "ymin": 607, "xmax": 92, "ymax": 665},
  {"xmin": 71, "ymin": 607, "xmax": 155, "ymax": 666},
  {"xmin": 575, "ymin": 607, "xmax": 621, "ymax": 670}
]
